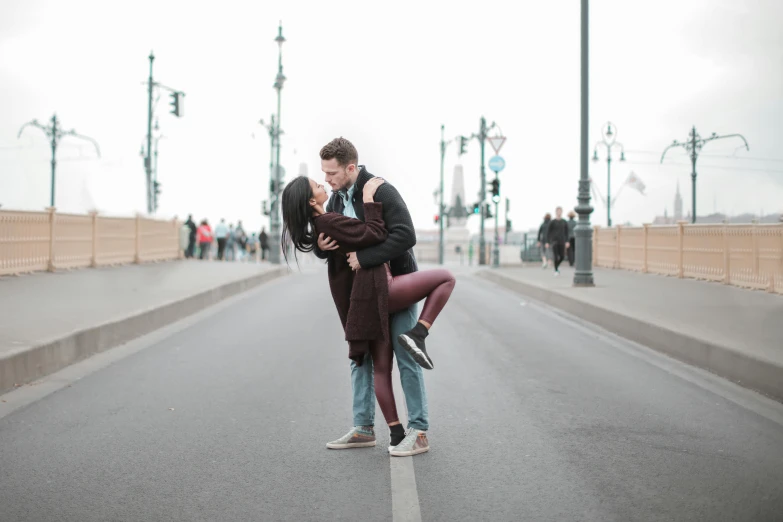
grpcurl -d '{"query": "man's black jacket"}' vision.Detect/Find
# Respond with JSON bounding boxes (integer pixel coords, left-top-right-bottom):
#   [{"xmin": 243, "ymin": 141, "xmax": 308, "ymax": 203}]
[{"xmin": 314, "ymin": 166, "xmax": 418, "ymax": 276}]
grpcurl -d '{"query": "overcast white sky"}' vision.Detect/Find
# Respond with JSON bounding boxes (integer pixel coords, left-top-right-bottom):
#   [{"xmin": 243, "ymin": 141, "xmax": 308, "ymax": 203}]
[{"xmin": 1, "ymin": 0, "xmax": 781, "ymax": 234}]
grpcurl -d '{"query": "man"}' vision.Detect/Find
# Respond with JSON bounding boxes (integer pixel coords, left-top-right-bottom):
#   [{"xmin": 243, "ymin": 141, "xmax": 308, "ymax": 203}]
[
  {"xmin": 566, "ymin": 210, "xmax": 577, "ymax": 267},
  {"xmin": 214, "ymin": 219, "xmax": 229, "ymax": 260},
  {"xmin": 546, "ymin": 206, "xmax": 568, "ymax": 276},
  {"xmin": 537, "ymin": 213, "xmax": 552, "ymax": 269},
  {"xmin": 314, "ymin": 137, "xmax": 430, "ymax": 457},
  {"xmin": 226, "ymin": 224, "xmax": 236, "ymax": 261},
  {"xmin": 184, "ymin": 215, "xmax": 197, "ymax": 258},
  {"xmin": 259, "ymin": 227, "xmax": 270, "ymax": 261}
]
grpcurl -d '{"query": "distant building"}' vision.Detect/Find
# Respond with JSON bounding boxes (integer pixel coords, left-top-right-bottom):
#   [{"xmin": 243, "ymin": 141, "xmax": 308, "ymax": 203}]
[
  {"xmin": 652, "ymin": 184, "xmax": 780, "ymax": 224},
  {"xmin": 674, "ymin": 182, "xmax": 683, "ymax": 221}
]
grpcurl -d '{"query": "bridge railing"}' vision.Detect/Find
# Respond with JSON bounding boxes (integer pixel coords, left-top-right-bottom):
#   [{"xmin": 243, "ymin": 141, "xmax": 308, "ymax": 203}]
[
  {"xmin": 0, "ymin": 208, "xmax": 182, "ymax": 276},
  {"xmin": 594, "ymin": 222, "xmax": 783, "ymax": 294}
]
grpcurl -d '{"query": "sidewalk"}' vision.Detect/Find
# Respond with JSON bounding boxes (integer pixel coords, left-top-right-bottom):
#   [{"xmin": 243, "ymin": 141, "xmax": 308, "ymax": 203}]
[
  {"xmin": 478, "ymin": 265, "xmax": 783, "ymax": 401},
  {"xmin": 0, "ymin": 261, "xmax": 287, "ymax": 394}
]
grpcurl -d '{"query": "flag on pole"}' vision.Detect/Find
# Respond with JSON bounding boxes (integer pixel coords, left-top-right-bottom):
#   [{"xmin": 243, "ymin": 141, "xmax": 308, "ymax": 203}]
[{"xmin": 625, "ymin": 172, "xmax": 646, "ymax": 195}]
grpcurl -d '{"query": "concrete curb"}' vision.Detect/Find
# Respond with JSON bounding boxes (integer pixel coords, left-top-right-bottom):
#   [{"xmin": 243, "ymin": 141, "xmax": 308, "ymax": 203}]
[
  {"xmin": 0, "ymin": 267, "xmax": 288, "ymax": 395},
  {"xmin": 477, "ymin": 270, "xmax": 783, "ymax": 402}
]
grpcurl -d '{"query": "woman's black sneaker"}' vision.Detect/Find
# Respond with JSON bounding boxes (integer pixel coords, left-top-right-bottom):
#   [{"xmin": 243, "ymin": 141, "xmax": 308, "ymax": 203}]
[{"xmin": 398, "ymin": 323, "xmax": 434, "ymax": 370}]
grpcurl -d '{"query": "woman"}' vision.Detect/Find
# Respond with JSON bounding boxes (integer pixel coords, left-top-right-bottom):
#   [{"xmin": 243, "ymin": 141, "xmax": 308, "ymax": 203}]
[
  {"xmin": 566, "ymin": 210, "xmax": 577, "ymax": 267},
  {"xmin": 281, "ymin": 175, "xmax": 455, "ymax": 446},
  {"xmin": 196, "ymin": 219, "xmax": 213, "ymax": 260},
  {"xmin": 537, "ymin": 213, "xmax": 551, "ymax": 269}
]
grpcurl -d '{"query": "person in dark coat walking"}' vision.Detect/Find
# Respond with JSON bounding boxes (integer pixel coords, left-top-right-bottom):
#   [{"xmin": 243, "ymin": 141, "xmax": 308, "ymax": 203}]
[
  {"xmin": 537, "ymin": 213, "xmax": 551, "ymax": 269},
  {"xmin": 546, "ymin": 206, "xmax": 569, "ymax": 275},
  {"xmin": 259, "ymin": 228, "xmax": 270, "ymax": 261},
  {"xmin": 184, "ymin": 215, "xmax": 197, "ymax": 258},
  {"xmin": 566, "ymin": 210, "xmax": 577, "ymax": 266}
]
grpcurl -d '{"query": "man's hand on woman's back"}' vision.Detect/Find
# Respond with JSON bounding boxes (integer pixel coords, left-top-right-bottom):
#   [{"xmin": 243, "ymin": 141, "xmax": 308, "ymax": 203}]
[{"xmin": 318, "ymin": 233, "xmax": 340, "ymax": 252}]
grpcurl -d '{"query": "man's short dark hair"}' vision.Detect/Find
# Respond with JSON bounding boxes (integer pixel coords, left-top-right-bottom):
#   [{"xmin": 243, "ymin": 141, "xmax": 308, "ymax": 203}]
[{"xmin": 320, "ymin": 137, "xmax": 358, "ymax": 167}]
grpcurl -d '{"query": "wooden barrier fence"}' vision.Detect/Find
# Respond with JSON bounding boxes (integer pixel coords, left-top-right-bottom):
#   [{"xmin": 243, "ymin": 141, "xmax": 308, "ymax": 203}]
[{"xmin": 0, "ymin": 208, "xmax": 182, "ymax": 276}]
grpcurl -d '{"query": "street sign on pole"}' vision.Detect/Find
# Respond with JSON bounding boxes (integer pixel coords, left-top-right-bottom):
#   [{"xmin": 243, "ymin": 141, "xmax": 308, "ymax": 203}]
[
  {"xmin": 488, "ymin": 155, "xmax": 505, "ymax": 173},
  {"xmin": 488, "ymin": 136, "xmax": 506, "ymax": 154}
]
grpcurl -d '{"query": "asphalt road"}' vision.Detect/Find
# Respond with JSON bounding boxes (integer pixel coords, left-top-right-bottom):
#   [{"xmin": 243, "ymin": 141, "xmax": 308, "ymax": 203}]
[{"xmin": 1, "ymin": 266, "xmax": 782, "ymax": 521}]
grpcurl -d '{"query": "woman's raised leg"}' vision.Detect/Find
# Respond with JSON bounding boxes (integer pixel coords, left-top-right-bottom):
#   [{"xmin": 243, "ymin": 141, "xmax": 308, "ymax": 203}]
[{"xmin": 387, "ymin": 268, "xmax": 456, "ymax": 370}]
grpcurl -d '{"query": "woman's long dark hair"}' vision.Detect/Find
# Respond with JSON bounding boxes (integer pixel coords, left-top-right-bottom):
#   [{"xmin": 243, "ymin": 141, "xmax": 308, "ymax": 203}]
[{"xmin": 281, "ymin": 176, "xmax": 317, "ymax": 266}]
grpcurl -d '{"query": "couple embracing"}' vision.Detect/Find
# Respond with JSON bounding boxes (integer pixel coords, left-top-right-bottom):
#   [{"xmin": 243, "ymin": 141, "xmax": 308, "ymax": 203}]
[{"xmin": 281, "ymin": 137, "xmax": 455, "ymax": 457}]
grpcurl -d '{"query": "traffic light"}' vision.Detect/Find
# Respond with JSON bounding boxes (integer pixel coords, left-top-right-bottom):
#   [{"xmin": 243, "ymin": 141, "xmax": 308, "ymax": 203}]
[
  {"xmin": 459, "ymin": 136, "xmax": 468, "ymax": 156},
  {"xmin": 262, "ymin": 201, "xmax": 269, "ymax": 216},
  {"xmin": 434, "ymin": 214, "xmax": 440, "ymax": 224},
  {"xmin": 169, "ymin": 92, "xmax": 182, "ymax": 117},
  {"xmin": 506, "ymin": 219, "xmax": 512, "ymax": 231},
  {"xmin": 484, "ymin": 203, "xmax": 493, "ymax": 219},
  {"xmin": 472, "ymin": 202, "xmax": 481, "ymax": 214},
  {"xmin": 490, "ymin": 178, "xmax": 500, "ymax": 203},
  {"xmin": 153, "ymin": 180, "xmax": 161, "ymax": 196}
]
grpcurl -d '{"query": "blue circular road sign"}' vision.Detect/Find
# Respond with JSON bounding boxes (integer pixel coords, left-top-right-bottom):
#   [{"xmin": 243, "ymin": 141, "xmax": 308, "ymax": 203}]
[{"xmin": 488, "ymin": 155, "xmax": 505, "ymax": 173}]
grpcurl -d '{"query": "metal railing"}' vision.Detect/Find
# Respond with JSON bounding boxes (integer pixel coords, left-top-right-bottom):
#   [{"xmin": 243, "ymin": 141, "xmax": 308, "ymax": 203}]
[
  {"xmin": 593, "ymin": 222, "xmax": 783, "ymax": 294},
  {"xmin": 0, "ymin": 208, "xmax": 181, "ymax": 276}
]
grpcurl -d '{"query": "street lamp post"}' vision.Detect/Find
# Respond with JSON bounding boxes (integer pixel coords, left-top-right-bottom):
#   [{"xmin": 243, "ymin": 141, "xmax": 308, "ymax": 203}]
[
  {"xmin": 152, "ymin": 120, "xmax": 166, "ymax": 213},
  {"xmin": 438, "ymin": 124, "xmax": 447, "ymax": 265},
  {"xmin": 18, "ymin": 114, "xmax": 100, "ymax": 208},
  {"xmin": 492, "ymin": 175, "xmax": 500, "ymax": 267},
  {"xmin": 478, "ymin": 117, "xmax": 492, "ymax": 265},
  {"xmin": 146, "ymin": 52, "xmax": 154, "ymax": 214},
  {"xmin": 573, "ymin": 0, "xmax": 595, "ymax": 287},
  {"xmin": 268, "ymin": 21, "xmax": 286, "ymax": 265},
  {"xmin": 592, "ymin": 121, "xmax": 625, "ymax": 227},
  {"xmin": 661, "ymin": 126, "xmax": 749, "ymax": 224}
]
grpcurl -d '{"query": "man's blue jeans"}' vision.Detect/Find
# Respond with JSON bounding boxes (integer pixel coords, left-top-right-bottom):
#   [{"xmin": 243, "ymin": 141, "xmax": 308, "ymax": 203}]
[{"xmin": 351, "ymin": 304, "xmax": 429, "ymax": 431}]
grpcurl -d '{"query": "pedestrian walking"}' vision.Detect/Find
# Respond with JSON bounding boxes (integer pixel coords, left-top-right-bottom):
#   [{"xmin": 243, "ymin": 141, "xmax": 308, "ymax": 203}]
[
  {"xmin": 247, "ymin": 233, "xmax": 259, "ymax": 261},
  {"xmin": 236, "ymin": 230, "xmax": 247, "ymax": 261},
  {"xmin": 196, "ymin": 219, "xmax": 213, "ymax": 260},
  {"xmin": 179, "ymin": 221, "xmax": 190, "ymax": 257},
  {"xmin": 259, "ymin": 227, "xmax": 270, "ymax": 261},
  {"xmin": 184, "ymin": 215, "xmax": 197, "ymax": 258},
  {"xmin": 537, "ymin": 213, "xmax": 552, "ymax": 269},
  {"xmin": 226, "ymin": 224, "xmax": 237, "ymax": 261},
  {"xmin": 214, "ymin": 219, "xmax": 228, "ymax": 260},
  {"xmin": 546, "ymin": 207, "xmax": 568, "ymax": 276},
  {"xmin": 567, "ymin": 210, "xmax": 577, "ymax": 267}
]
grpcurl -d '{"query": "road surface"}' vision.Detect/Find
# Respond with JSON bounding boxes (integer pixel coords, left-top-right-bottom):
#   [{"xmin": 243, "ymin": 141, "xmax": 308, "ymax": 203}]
[{"xmin": 1, "ymin": 267, "xmax": 782, "ymax": 521}]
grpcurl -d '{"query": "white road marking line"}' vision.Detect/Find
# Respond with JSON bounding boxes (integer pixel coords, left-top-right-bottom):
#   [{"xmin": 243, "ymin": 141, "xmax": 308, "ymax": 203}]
[{"xmin": 390, "ymin": 365, "xmax": 422, "ymax": 522}]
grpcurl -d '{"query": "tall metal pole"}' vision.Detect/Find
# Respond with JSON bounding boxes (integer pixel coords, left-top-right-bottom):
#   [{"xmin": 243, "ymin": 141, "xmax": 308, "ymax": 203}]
[
  {"xmin": 574, "ymin": 0, "xmax": 595, "ymax": 287},
  {"xmin": 606, "ymin": 148, "xmax": 612, "ymax": 227},
  {"xmin": 50, "ymin": 114, "xmax": 58, "ymax": 207},
  {"xmin": 19, "ymin": 116, "xmax": 99, "ymax": 208},
  {"xmin": 146, "ymin": 52, "xmax": 154, "ymax": 215},
  {"xmin": 504, "ymin": 197, "xmax": 509, "ymax": 245},
  {"xmin": 153, "ymin": 131, "xmax": 161, "ymax": 213},
  {"xmin": 438, "ymin": 124, "xmax": 446, "ymax": 265},
  {"xmin": 690, "ymin": 126, "xmax": 697, "ymax": 224},
  {"xmin": 493, "ymin": 174, "xmax": 500, "ymax": 268},
  {"xmin": 269, "ymin": 22, "xmax": 286, "ymax": 265},
  {"xmin": 479, "ymin": 117, "xmax": 487, "ymax": 265},
  {"xmin": 661, "ymin": 126, "xmax": 749, "ymax": 225},
  {"xmin": 269, "ymin": 113, "xmax": 276, "ymax": 202}
]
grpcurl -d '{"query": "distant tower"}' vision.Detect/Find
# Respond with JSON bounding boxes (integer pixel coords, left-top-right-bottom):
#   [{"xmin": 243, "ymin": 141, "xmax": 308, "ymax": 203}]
[
  {"xmin": 674, "ymin": 181, "xmax": 683, "ymax": 221},
  {"xmin": 448, "ymin": 164, "xmax": 468, "ymax": 227}
]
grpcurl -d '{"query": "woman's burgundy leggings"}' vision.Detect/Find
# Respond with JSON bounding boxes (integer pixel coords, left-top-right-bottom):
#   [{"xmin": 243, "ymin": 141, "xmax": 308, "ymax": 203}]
[{"xmin": 370, "ymin": 268, "xmax": 456, "ymax": 425}]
